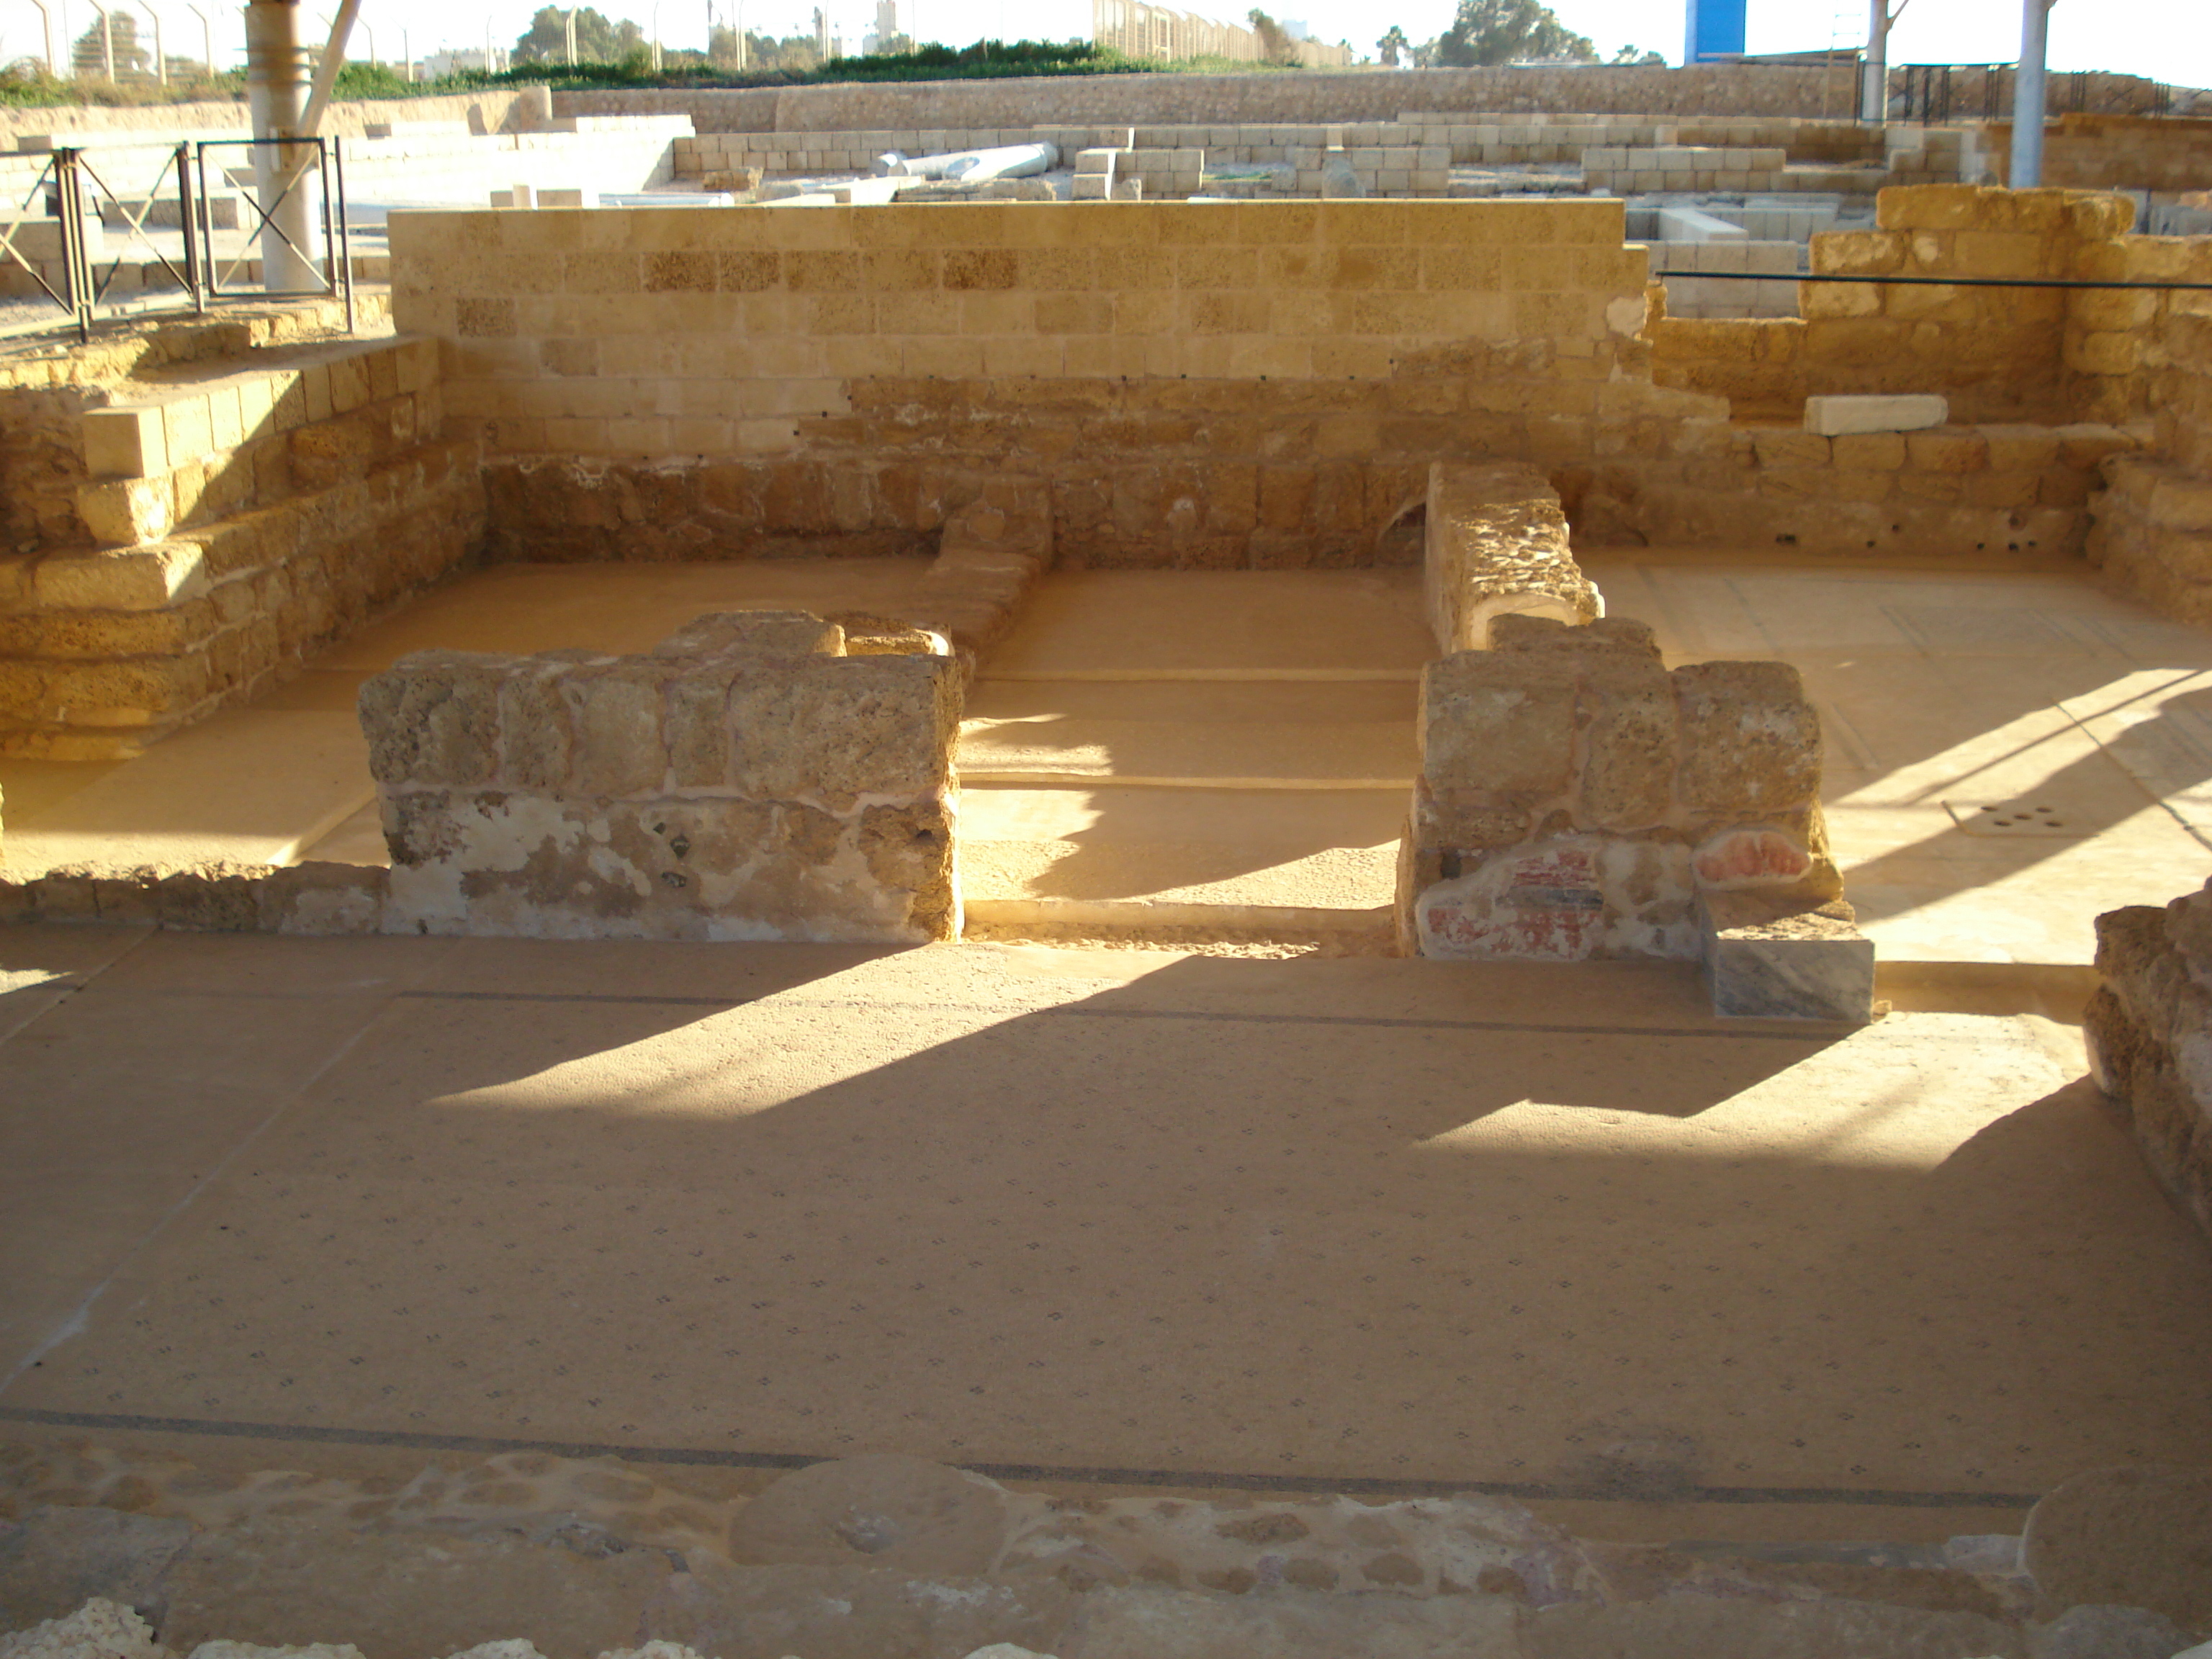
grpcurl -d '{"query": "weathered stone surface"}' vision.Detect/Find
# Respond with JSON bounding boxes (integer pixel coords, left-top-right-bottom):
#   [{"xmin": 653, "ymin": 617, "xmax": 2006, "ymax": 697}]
[
  {"xmin": 2021, "ymin": 1465, "xmax": 2212, "ymax": 1628},
  {"xmin": 2089, "ymin": 902, "xmax": 2212, "ymax": 1237},
  {"xmin": 2027, "ymin": 1603, "xmax": 2195, "ymax": 1659},
  {"xmin": 1804, "ymin": 394, "xmax": 1951, "ymax": 436},
  {"xmin": 359, "ymin": 651, "xmax": 508, "ymax": 788},
  {"xmin": 1692, "ymin": 825, "xmax": 1816, "ymax": 889},
  {"xmin": 1426, "ymin": 461, "xmax": 1601, "ymax": 655},
  {"xmin": 1416, "ymin": 834, "xmax": 1699, "ymax": 963},
  {"xmin": 1525, "ymin": 1594, "xmax": 2020, "ymax": 1658},
  {"xmin": 0, "ymin": 1505, "xmax": 191, "ymax": 1632},
  {"xmin": 727, "ymin": 656, "xmax": 960, "ymax": 804},
  {"xmin": 1700, "ymin": 889, "xmax": 1874, "ymax": 1022},
  {"xmin": 644, "ymin": 1562, "xmax": 1074, "ymax": 1659},
  {"xmin": 0, "ymin": 1596, "xmax": 159, "ymax": 1659},
  {"xmin": 727, "ymin": 1455, "xmax": 1012, "ymax": 1577},
  {"xmin": 189, "ymin": 1643, "xmax": 368, "ymax": 1659},
  {"xmin": 1671, "ymin": 660, "xmax": 1822, "ymax": 817},
  {"xmin": 156, "ymin": 1519, "xmax": 674, "ymax": 1658},
  {"xmin": 1421, "ymin": 652, "xmax": 1578, "ymax": 796},
  {"xmin": 1578, "ymin": 654, "xmax": 1676, "ymax": 830},
  {"xmin": 652, "ymin": 611, "xmax": 842, "ymax": 662},
  {"xmin": 1056, "ymin": 1584, "xmax": 1521, "ymax": 1659},
  {"xmin": 1491, "ymin": 615, "xmax": 1660, "ymax": 658}
]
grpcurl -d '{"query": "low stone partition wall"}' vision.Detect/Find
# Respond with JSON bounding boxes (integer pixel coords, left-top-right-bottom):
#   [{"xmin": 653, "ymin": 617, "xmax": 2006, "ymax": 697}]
[
  {"xmin": 1423, "ymin": 460, "xmax": 1598, "ymax": 653},
  {"xmin": 2089, "ymin": 884, "xmax": 2212, "ymax": 1239},
  {"xmin": 1398, "ymin": 615, "xmax": 1869, "ymax": 1020},
  {"xmin": 361, "ymin": 610, "xmax": 961, "ymax": 943}
]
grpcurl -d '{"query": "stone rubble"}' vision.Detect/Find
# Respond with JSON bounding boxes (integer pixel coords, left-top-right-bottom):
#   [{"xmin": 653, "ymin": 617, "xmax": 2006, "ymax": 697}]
[{"xmin": 4, "ymin": 1445, "xmax": 2208, "ymax": 1659}]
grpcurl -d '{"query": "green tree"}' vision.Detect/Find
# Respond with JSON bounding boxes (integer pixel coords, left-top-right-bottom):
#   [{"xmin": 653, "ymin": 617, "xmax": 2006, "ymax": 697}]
[
  {"xmin": 1246, "ymin": 8, "xmax": 1300, "ymax": 65},
  {"xmin": 515, "ymin": 7, "xmax": 645, "ymax": 65},
  {"xmin": 1425, "ymin": 0, "xmax": 1596, "ymax": 67},
  {"xmin": 71, "ymin": 12, "xmax": 150, "ymax": 78},
  {"xmin": 1376, "ymin": 24, "xmax": 1410, "ymax": 65},
  {"xmin": 1609, "ymin": 42, "xmax": 1664, "ymax": 64}
]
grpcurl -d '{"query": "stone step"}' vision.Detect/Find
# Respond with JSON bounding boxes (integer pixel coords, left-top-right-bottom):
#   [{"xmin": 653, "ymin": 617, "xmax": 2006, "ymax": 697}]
[
  {"xmin": 958, "ymin": 715, "xmax": 1416, "ymax": 788},
  {"xmin": 958, "ymin": 783, "xmax": 1403, "ymax": 931},
  {"xmin": 978, "ymin": 570, "xmax": 1434, "ymax": 682}
]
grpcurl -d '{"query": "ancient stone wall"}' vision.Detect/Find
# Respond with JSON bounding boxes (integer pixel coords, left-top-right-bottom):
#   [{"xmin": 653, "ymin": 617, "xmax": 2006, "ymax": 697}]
[
  {"xmin": 1622, "ymin": 408, "xmax": 2136, "ymax": 558},
  {"xmin": 2083, "ymin": 237, "xmax": 2212, "ymax": 623},
  {"xmin": 2089, "ymin": 883, "xmax": 2212, "ymax": 1241},
  {"xmin": 360, "ymin": 610, "xmax": 961, "ymax": 943},
  {"xmin": 0, "ymin": 86, "xmax": 549, "ymax": 147},
  {"xmin": 554, "ymin": 66, "xmax": 1874, "ymax": 133},
  {"xmin": 1985, "ymin": 114, "xmax": 2212, "ymax": 193},
  {"xmin": 0, "ymin": 326, "xmax": 485, "ymax": 758},
  {"xmin": 1400, "ymin": 613, "xmax": 1841, "ymax": 959},
  {"xmin": 395, "ymin": 198, "xmax": 1707, "ymax": 569},
  {"xmin": 1650, "ymin": 184, "xmax": 2141, "ymax": 423}
]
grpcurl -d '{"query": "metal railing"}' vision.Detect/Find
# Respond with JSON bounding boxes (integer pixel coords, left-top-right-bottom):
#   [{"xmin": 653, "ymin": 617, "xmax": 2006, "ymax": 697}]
[{"xmin": 0, "ymin": 135, "xmax": 352, "ymax": 343}]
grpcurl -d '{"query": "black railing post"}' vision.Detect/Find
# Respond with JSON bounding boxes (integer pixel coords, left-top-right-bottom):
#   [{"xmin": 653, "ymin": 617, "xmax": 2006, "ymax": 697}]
[
  {"xmin": 176, "ymin": 140, "xmax": 204, "ymax": 313},
  {"xmin": 54, "ymin": 148, "xmax": 92, "ymax": 343}
]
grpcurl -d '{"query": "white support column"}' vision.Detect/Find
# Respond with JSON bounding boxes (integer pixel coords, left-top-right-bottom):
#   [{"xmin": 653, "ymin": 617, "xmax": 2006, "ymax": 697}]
[
  {"xmin": 244, "ymin": 0, "xmax": 320, "ymax": 292},
  {"xmin": 2010, "ymin": 0, "xmax": 2055, "ymax": 186}
]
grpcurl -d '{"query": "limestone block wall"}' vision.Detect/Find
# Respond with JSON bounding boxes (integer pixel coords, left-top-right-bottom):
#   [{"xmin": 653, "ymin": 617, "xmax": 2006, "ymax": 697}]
[
  {"xmin": 2082, "ymin": 238, "xmax": 2212, "ymax": 624},
  {"xmin": 0, "ymin": 328, "xmax": 485, "ymax": 758},
  {"xmin": 1617, "ymin": 410, "xmax": 2137, "ymax": 559},
  {"xmin": 360, "ymin": 611, "xmax": 961, "ymax": 943},
  {"xmin": 1986, "ymin": 114, "xmax": 2212, "ymax": 193},
  {"xmin": 2088, "ymin": 884, "xmax": 2212, "ymax": 1241},
  {"xmin": 1399, "ymin": 615, "xmax": 1843, "ymax": 971},
  {"xmin": 549, "ymin": 65, "xmax": 1908, "ymax": 132},
  {"xmin": 393, "ymin": 198, "xmax": 1683, "ymax": 570},
  {"xmin": 1650, "ymin": 184, "xmax": 2142, "ymax": 423}
]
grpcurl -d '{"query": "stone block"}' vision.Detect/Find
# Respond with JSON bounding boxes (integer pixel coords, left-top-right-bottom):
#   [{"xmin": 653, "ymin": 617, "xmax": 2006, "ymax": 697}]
[
  {"xmin": 359, "ymin": 649, "xmax": 508, "ymax": 788},
  {"xmin": 2022, "ymin": 1465, "xmax": 2212, "ymax": 1628},
  {"xmin": 76, "ymin": 475, "xmax": 178, "ymax": 549},
  {"xmin": 1424, "ymin": 461, "xmax": 1599, "ymax": 655},
  {"xmin": 1699, "ymin": 890, "xmax": 1873, "ymax": 1022},
  {"xmin": 728, "ymin": 655, "xmax": 959, "ymax": 804},
  {"xmin": 1578, "ymin": 653, "xmax": 1677, "ymax": 830},
  {"xmin": 80, "ymin": 404, "xmax": 168, "ymax": 480},
  {"xmin": 1421, "ymin": 650, "xmax": 1577, "ymax": 796},
  {"xmin": 1671, "ymin": 660, "xmax": 1822, "ymax": 818},
  {"xmin": 1803, "ymin": 394, "xmax": 1948, "ymax": 436}
]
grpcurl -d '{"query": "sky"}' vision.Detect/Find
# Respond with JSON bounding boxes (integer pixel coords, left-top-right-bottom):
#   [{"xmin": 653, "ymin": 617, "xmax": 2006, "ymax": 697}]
[{"xmin": 9, "ymin": 0, "xmax": 2208, "ymax": 90}]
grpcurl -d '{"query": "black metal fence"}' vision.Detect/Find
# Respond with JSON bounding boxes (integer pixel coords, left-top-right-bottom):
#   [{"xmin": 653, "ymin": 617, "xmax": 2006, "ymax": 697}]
[{"xmin": 0, "ymin": 135, "xmax": 354, "ymax": 343}]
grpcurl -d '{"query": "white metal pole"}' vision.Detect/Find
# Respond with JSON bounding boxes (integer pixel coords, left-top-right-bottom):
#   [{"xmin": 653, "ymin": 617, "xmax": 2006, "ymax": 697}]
[
  {"xmin": 244, "ymin": 0, "xmax": 320, "ymax": 289},
  {"xmin": 148, "ymin": 2, "xmax": 166, "ymax": 83},
  {"xmin": 565, "ymin": 6, "xmax": 577, "ymax": 63},
  {"xmin": 2012, "ymin": 0, "xmax": 2054, "ymax": 186},
  {"xmin": 186, "ymin": 1, "xmax": 211, "ymax": 76},
  {"xmin": 91, "ymin": 1, "xmax": 114, "ymax": 78},
  {"xmin": 30, "ymin": 0, "xmax": 56, "ymax": 76}
]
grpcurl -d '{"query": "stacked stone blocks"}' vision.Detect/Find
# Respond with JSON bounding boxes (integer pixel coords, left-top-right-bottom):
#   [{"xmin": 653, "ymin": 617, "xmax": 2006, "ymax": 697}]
[
  {"xmin": 1, "ymin": 333, "xmax": 484, "ymax": 757},
  {"xmin": 361, "ymin": 610, "xmax": 962, "ymax": 943},
  {"xmin": 2089, "ymin": 883, "xmax": 2212, "ymax": 1241}
]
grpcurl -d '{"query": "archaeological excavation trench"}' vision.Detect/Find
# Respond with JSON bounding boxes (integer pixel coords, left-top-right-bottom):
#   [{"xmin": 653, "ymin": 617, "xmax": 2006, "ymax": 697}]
[{"xmin": 4, "ymin": 71, "xmax": 2212, "ymax": 1653}]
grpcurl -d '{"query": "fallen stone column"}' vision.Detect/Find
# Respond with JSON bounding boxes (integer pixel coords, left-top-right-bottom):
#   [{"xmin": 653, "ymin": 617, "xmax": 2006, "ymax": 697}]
[
  {"xmin": 1400, "ymin": 613, "xmax": 1870, "ymax": 1019},
  {"xmin": 359, "ymin": 610, "xmax": 962, "ymax": 943},
  {"xmin": 1424, "ymin": 461, "xmax": 1602, "ymax": 656},
  {"xmin": 2088, "ymin": 882, "xmax": 2212, "ymax": 1239},
  {"xmin": 880, "ymin": 143, "xmax": 1058, "ymax": 182}
]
